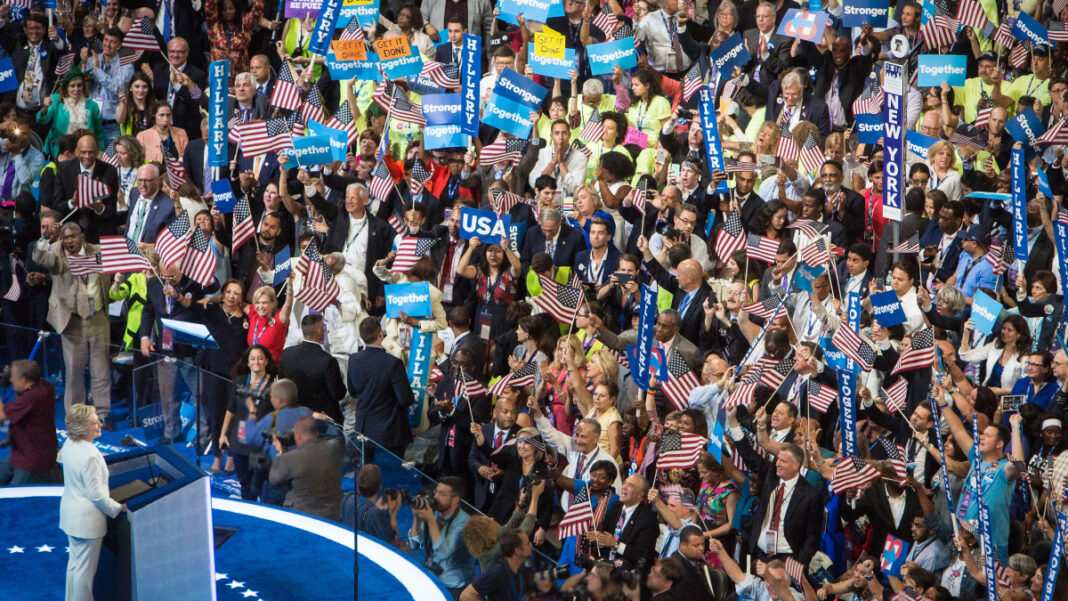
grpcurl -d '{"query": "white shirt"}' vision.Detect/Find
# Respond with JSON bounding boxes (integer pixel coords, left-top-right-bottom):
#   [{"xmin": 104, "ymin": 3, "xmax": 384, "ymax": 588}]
[
  {"xmin": 758, "ymin": 474, "xmax": 800, "ymax": 554},
  {"xmin": 636, "ymin": 10, "xmax": 691, "ymax": 72},
  {"xmin": 529, "ymin": 145, "xmax": 588, "ymax": 195},
  {"xmin": 344, "ymin": 214, "xmax": 369, "ymax": 274},
  {"xmin": 885, "ymin": 485, "xmax": 907, "ymax": 528}
]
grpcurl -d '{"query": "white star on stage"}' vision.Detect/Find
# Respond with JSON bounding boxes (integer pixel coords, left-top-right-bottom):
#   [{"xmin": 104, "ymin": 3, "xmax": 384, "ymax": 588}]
[
  {"xmin": 215, "ymin": 573, "xmax": 228, "ymax": 581},
  {"xmin": 241, "ymin": 590, "xmax": 259, "ymax": 598},
  {"xmin": 227, "ymin": 581, "xmax": 245, "ymax": 589},
  {"xmin": 7, "ymin": 546, "xmax": 24, "ymax": 553},
  {"xmin": 36, "ymin": 545, "xmax": 54, "ymax": 552}
]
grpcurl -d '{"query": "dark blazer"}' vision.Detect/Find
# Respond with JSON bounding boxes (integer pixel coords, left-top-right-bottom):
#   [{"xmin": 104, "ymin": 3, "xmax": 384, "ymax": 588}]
[
  {"xmin": 919, "ymin": 222, "xmax": 964, "ymax": 284},
  {"xmin": 467, "ymin": 423, "xmax": 520, "ymax": 511},
  {"xmin": 735, "ymin": 434, "xmax": 824, "ymax": 565},
  {"xmin": 323, "ymin": 211, "xmax": 395, "ymax": 311},
  {"xmin": 234, "ymin": 151, "xmax": 281, "ymax": 196},
  {"xmin": 1, "ymin": 39, "xmax": 60, "ymax": 104},
  {"xmin": 122, "ymin": 0, "xmax": 207, "ymax": 68},
  {"xmin": 51, "ymin": 159, "xmax": 120, "ymax": 243},
  {"xmin": 445, "ymin": 331, "xmax": 490, "ymax": 380},
  {"xmin": 138, "ymin": 275, "xmax": 205, "ymax": 345},
  {"xmin": 573, "ymin": 245, "xmax": 621, "ymax": 286},
  {"xmin": 836, "ymin": 261, "xmax": 873, "ymax": 301},
  {"xmin": 669, "ymin": 551, "xmax": 716, "ymax": 601},
  {"xmin": 765, "ymin": 93, "xmax": 832, "ymax": 139},
  {"xmin": 828, "ymin": 189, "xmax": 866, "ymax": 243},
  {"xmin": 839, "ymin": 484, "xmax": 923, "ymax": 557},
  {"xmin": 125, "ymin": 189, "xmax": 175, "ymax": 243},
  {"xmin": 434, "ymin": 42, "xmax": 463, "ymax": 66},
  {"xmin": 228, "ymin": 94, "xmax": 270, "ymax": 124},
  {"xmin": 279, "ymin": 340, "xmax": 347, "ymax": 422},
  {"xmin": 812, "ymin": 51, "xmax": 875, "ymax": 122},
  {"xmin": 347, "ymin": 346, "xmax": 415, "ymax": 449},
  {"xmin": 520, "ymin": 221, "xmax": 587, "ymax": 274},
  {"xmin": 874, "ymin": 212, "xmax": 922, "ymax": 279},
  {"xmin": 643, "ymin": 257, "xmax": 716, "ymax": 348},
  {"xmin": 742, "ymin": 29, "xmax": 792, "ymax": 85},
  {"xmin": 599, "ymin": 501, "xmax": 660, "ymax": 569},
  {"xmin": 429, "ymin": 228, "xmax": 476, "ymax": 311},
  {"xmin": 182, "ymin": 138, "xmax": 209, "ymax": 194},
  {"xmin": 151, "ymin": 61, "xmax": 208, "ymax": 140}
]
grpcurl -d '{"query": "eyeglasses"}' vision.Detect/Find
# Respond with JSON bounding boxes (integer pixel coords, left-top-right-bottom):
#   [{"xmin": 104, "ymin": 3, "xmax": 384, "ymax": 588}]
[
  {"xmin": 137, "ymin": 177, "xmax": 159, "ymax": 183},
  {"xmin": 1028, "ymin": 362, "xmax": 1046, "ymax": 367},
  {"xmin": 447, "ymin": 159, "xmax": 465, "ymax": 165}
]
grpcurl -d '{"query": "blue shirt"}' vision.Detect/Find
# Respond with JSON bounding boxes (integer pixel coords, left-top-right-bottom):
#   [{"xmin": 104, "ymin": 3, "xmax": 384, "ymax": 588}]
[
  {"xmin": 954, "ymin": 253, "xmax": 996, "ymax": 299},
  {"xmin": 90, "ymin": 54, "xmax": 133, "ymax": 121},
  {"xmin": 246, "ymin": 406, "xmax": 313, "ymax": 456},
  {"xmin": 1010, "ymin": 378, "xmax": 1057, "ymax": 410},
  {"xmin": 957, "ymin": 457, "xmax": 1013, "ymax": 563},
  {"xmin": 408, "ymin": 508, "xmax": 477, "ymax": 590}
]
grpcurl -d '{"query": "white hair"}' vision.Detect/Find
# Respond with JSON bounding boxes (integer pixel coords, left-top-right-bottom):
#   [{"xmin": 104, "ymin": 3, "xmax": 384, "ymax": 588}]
[
  {"xmin": 234, "ymin": 72, "xmax": 255, "ymax": 87},
  {"xmin": 66, "ymin": 404, "xmax": 98, "ymax": 441}
]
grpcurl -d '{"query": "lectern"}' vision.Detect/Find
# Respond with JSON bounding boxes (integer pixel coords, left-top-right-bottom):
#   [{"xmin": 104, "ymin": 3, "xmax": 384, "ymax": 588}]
[{"xmin": 95, "ymin": 446, "xmax": 216, "ymax": 601}]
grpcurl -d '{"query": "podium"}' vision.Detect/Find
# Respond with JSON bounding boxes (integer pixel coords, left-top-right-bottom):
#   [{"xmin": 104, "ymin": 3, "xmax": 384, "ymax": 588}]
[{"xmin": 95, "ymin": 446, "xmax": 216, "ymax": 601}]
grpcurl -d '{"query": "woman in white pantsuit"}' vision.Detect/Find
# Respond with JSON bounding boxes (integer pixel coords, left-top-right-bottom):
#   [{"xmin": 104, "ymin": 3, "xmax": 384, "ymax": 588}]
[{"xmin": 58, "ymin": 405, "xmax": 126, "ymax": 601}]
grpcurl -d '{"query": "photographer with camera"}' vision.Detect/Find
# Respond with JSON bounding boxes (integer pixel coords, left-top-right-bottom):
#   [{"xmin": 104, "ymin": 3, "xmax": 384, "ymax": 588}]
[
  {"xmin": 559, "ymin": 561, "xmax": 623, "ymax": 601},
  {"xmin": 219, "ymin": 344, "xmax": 277, "ymax": 501},
  {"xmin": 458, "ymin": 527, "xmax": 533, "ymax": 601},
  {"xmin": 409, "ymin": 476, "xmax": 477, "ymax": 599},
  {"xmin": 244, "ymin": 378, "xmax": 312, "ymax": 506},
  {"xmin": 268, "ymin": 415, "xmax": 344, "ymax": 522},
  {"xmin": 353, "ymin": 464, "xmax": 402, "ymax": 544},
  {"xmin": 0, "ymin": 360, "xmax": 57, "ymax": 485}
]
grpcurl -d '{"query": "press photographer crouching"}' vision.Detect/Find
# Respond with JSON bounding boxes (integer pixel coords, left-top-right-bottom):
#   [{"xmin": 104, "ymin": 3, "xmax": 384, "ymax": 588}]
[
  {"xmin": 0, "ymin": 359, "xmax": 58, "ymax": 485},
  {"xmin": 244, "ymin": 379, "xmax": 312, "ymax": 505},
  {"xmin": 353, "ymin": 464, "xmax": 402, "ymax": 544},
  {"xmin": 408, "ymin": 476, "xmax": 478, "ymax": 599},
  {"xmin": 558, "ymin": 559, "xmax": 650, "ymax": 601},
  {"xmin": 268, "ymin": 416, "xmax": 343, "ymax": 522},
  {"xmin": 459, "ymin": 527, "xmax": 535, "ymax": 601}
]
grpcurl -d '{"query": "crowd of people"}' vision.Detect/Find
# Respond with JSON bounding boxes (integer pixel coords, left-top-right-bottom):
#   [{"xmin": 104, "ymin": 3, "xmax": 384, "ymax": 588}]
[{"xmin": 0, "ymin": 0, "xmax": 1067, "ymax": 599}]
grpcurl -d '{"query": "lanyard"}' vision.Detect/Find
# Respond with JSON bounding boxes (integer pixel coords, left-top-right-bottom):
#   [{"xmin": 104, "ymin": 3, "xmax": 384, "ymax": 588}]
[
  {"xmin": 251, "ymin": 315, "xmax": 270, "ymax": 345},
  {"xmin": 635, "ymin": 100, "xmax": 648, "ymax": 129},
  {"xmin": 1025, "ymin": 75, "xmax": 1047, "ymax": 97},
  {"xmin": 589, "ymin": 252, "xmax": 605, "ymax": 284},
  {"xmin": 345, "ymin": 219, "xmax": 367, "ymax": 252},
  {"xmin": 660, "ymin": 11, "xmax": 675, "ymax": 41},
  {"xmin": 446, "ymin": 177, "xmax": 460, "ymax": 200}
]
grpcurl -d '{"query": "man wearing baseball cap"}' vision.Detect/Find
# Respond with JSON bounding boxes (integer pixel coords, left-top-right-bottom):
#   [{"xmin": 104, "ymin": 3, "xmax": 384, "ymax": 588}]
[
  {"xmin": 1008, "ymin": 44, "xmax": 1052, "ymax": 107},
  {"xmin": 952, "ymin": 51, "xmax": 1011, "ymax": 124}
]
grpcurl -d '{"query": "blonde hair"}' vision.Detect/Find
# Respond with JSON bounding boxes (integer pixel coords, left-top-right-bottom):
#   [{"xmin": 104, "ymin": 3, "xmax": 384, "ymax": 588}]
[
  {"xmin": 252, "ymin": 285, "xmax": 278, "ymax": 305},
  {"xmin": 556, "ymin": 335, "xmax": 587, "ymax": 368},
  {"xmin": 574, "ymin": 184, "xmax": 603, "ymax": 213},
  {"xmin": 587, "ymin": 348, "xmax": 619, "ymax": 386},
  {"xmin": 927, "ymin": 140, "xmax": 958, "ymax": 170},
  {"xmin": 66, "ymin": 404, "xmax": 98, "ymax": 441},
  {"xmin": 462, "ymin": 515, "xmax": 500, "ymax": 558},
  {"xmin": 756, "ymin": 121, "xmax": 779, "ymax": 155}
]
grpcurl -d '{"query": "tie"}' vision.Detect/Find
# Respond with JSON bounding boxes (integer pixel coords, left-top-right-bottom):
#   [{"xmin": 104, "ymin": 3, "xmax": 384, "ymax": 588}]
[
  {"xmin": 661, "ymin": 531, "xmax": 675, "ymax": 558},
  {"xmin": 756, "ymin": 36, "xmax": 767, "ymax": 83},
  {"xmin": 1, "ymin": 162, "xmax": 15, "ymax": 200},
  {"xmin": 768, "ymin": 484, "xmax": 785, "ymax": 536},
  {"xmin": 678, "ymin": 291, "xmax": 693, "ymax": 319},
  {"xmin": 545, "ymin": 239, "xmax": 555, "ymax": 258},
  {"xmin": 203, "ymin": 150, "xmax": 212, "ymax": 194},
  {"xmin": 574, "ymin": 453, "xmax": 587, "ymax": 479},
  {"xmin": 493, "ymin": 431, "xmax": 504, "ymax": 449},
  {"xmin": 257, "ymin": 84, "xmax": 265, "ymax": 96},
  {"xmin": 669, "ymin": 18, "xmax": 683, "ymax": 72},
  {"xmin": 781, "ymin": 106, "xmax": 793, "ymax": 127},
  {"xmin": 453, "ymin": 47, "xmax": 460, "ymax": 64},
  {"xmin": 131, "ymin": 198, "xmax": 149, "ymax": 242}
]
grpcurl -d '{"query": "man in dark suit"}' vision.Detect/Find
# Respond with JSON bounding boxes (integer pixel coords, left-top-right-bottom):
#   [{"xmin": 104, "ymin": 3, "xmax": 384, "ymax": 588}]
[
  {"xmin": 1, "ymin": 15, "xmax": 60, "ymax": 117},
  {"xmin": 51, "ymin": 135, "xmax": 120, "ymax": 243},
  {"xmin": 150, "ymin": 37, "xmax": 208, "ymax": 140},
  {"xmin": 229, "ymin": 74, "xmax": 270, "ymax": 125},
  {"xmin": 520, "ymin": 207, "xmax": 587, "ymax": 275},
  {"xmin": 874, "ymin": 188, "xmax": 925, "ymax": 279},
  {"xmin": 818, "ymin": 160, "xmax": 865, "ymax": 243},
  {"xmin": 279, "ymin": 314, "xmax": 346, "ymax": 423},
  {"xmin": 181, "ymin": 127, "xmax": 215, "ymax": 197},
  {"xmin": 249, "ymin": 54, "xmax": 276, "ymax": 99},
  {"xmin": 639, "ymin": 239, "xmax": 715, "ymax": 349},
  {"xmin": 763, "ymin": 71, "xmax": 832, "ymax": 139},
  {"xmin": 321, "ymin": 182, "xmax": 395, "ymax": 315},
  {"xmin": 796, "ymin": 189, "xmax": 848, "ymax": 250},
  {"xmin": 573, "ymin": 218, "xmax": 620, "ymax": 286},
  {"xmin": 728, "ymin": 431, "xmax": 824, "ymax": 566},
  {"xmin": 812, "ymin": 35, "xmax": 876, "ymax": 123},
  {"xmin": 742, "ymin": 3, "xmax": 791, "ymax": 87},
  {"xmin": 840, "ymin": 471, "xmax": 922, "ymax": 554},
  {"xmin": 467, "ymin": 396, "xmax": 520, "ymax": 512},
  {"xmin": 430, "ymin": 347, "xmax": 490, "ymax": 499},
  {"xmin": 348, "ymin": 319, "xmax": 414, "ymax": 458},
  {"xmin": 433, "ymin": 16, "xmax": 467, "ymax": 67},
  {"xmin": 124, "ymin": 0, "xmax": 206, "ymax": 68},
  {"xmin": 671, "ymin": 526, "xmax": 717, "ymax": 601},
  {"xmin": 587, "ymin": 474, "xmax": 659, "ymax": 569},
  {"xmin": 125, "ymin": 163, "xmax": 175, "ymax": 244},
  {"xmin": 839, "ymin": 242, "xmax": 874, "ymax": 301},
  {"xmin": 919, "ymin": 200, "xmax": 965, "ymax": 287},
  {"xmin": 437, "ymin": 306, "xmax": 489, "ymax": 380}
]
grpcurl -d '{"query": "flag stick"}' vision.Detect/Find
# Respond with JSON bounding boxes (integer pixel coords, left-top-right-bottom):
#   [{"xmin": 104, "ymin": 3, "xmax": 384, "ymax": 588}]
[
  {"xmin": 459, "ymin": 366, "xmax": 475, "ymax": 421},
  {"xmin": 565, "ymin": 290, "xmax": 586, "ymax": 338},
  {"xmin": 59, "ymin": 207, "xmax": 79, "ymax": 224}
]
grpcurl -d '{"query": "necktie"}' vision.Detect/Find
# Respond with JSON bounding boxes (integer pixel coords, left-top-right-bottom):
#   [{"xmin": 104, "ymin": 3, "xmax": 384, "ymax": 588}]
[
  {"xmin": 131, "ymin": 198, "xmax": 149, "ymax": 242},
  {"xmin": 493, "ymin": 431, "xmax": 504, "ymax": 449},
  {"xmin": 439, "ymin": 241, "xmax": 455, "ymax": 293},
  {"xmin": 661, "ymin": 531, "xmax": 675, "ymax": 558},
  {"xmin": 1, "ymin": 162, "xmax": 15, "ymax": 200},
  {"xmin": 759, "ymin": 35, "xmax": 767, "ymax": 60},
  {"xmin": 161, "ymin": 0, "xmax": 173, "ymax": 42},
  {"xmin": 669, "ymin": 18, "xmax": 683, "ymax": 72},
  {"xmin": 545, "ymin": 239, "xmax": 555, "ymax": 258},
  {"xmin": 574, "ymin": 453, "xmax": 587, "ymax": 480},
  {"xmin": 768, "ymin": 483, "xmax": 785, "ymax": 536},
  {"xmin": 678, "ymin": 291, "xmax": 693, "ymax": 319},
  {"xmin": 781, "ymin": 106, "xmax": 793, "ymax": 127}
]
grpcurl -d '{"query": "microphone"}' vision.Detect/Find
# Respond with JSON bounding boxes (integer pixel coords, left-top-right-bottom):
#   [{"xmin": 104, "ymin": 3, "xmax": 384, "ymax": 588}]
[
  {"xmin": 120, "ymin": 436, "xmax": 165, "ymax": 487},
  {"xmin": 120, "ymin": 434, "xmax": 147, "ymax": 448}
]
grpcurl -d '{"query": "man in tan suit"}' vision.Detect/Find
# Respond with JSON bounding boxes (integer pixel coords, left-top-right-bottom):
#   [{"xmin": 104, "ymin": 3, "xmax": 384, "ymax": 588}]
[{"xmin": 32, "ymin": 223, "xmax": 113, "ymax": 423}]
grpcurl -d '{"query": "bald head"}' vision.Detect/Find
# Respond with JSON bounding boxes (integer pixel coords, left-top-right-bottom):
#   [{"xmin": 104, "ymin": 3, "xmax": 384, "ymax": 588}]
[
  {"xmin": 76, "ymin": 135, "xmax": 98, "ymax": 168},
  {"xmin": 678, "ymin": 259, "xmax": 704, "ymax": 292}
]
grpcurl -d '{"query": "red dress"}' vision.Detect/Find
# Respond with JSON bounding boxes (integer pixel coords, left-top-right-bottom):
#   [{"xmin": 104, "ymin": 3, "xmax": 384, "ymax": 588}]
[{"xmin": 247, "ymin": 309, "xmax": 287, "ymax": 361}]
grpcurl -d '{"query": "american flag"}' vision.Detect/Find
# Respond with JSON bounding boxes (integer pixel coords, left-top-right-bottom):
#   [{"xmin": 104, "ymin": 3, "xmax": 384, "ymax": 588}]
[
  {"xmin": 119, "ymin": 49, "xmax": 144, "ymax": 67},
  {"xmin": 831, "ymin": 324, "xmax": 876, "ymax": 371},
  {"xmin": 714, "ymin": 211, "xmax": 745, "ymax": 262},
  {"xmin": 339, "ymin": 19, "xmax": 365, "ymax": 41},
  {"xmin": 123, "ymin": 17, "xmax": 162, "ymax": 52},
  {"xmin": 628, "ymin": 177, "xmax": 648, "ymax": 215},
  {"xmin": 746, "ymin": 233, "xmax": 779, "ymax": 264},
  {"xmin": 573, "ymin": 139, "xmax": 593, "ymax": 159},
  {"xmin": 454, "ymin": 369, "xmax": 490, "ymax": 400},
  {"xmin": 786, "ymin": 218, "xmax": 826, "ymax": 239},
  {"xmin": 656, "ymin": 430, "xmax": 706, "ymax": 470},
  {"xmin": 55, "ymin": 53, "xmax": 75, "ymax": 76},
  {"xmin": 891, "ymin": 590, "xmax": 923, "ymax": 601},
  {"xmin": 1059, "ymin": 207, "xmax": 1068, "ymax": 226},
  {"xmin": 682, "ymin": 62, "xmax": 703, "ymax": 102},
  {"xmin": 368, "ymin": 161, "xmax": 395, "ymax": 203},
  {"xmin": 758, "ymin": 356, "xmax": 794, "ymax": 391},
  {"xmin": 800, "ymin": 236, "xmax": 830, "ymax": 268},
  {"xmin": 986, "ymin": 240, "xmax": 1014, "ymax": 275},
  {"xmin": 68, "ymin": 252, "xmax": 104, "ymax": 276},
  {"xmin": 891, "ymin": 232, "xmax": 920, "ymax": 254},
  {"xmin": 579, "ymin": 109, "xmax": 604, "ymax": 142},
  {"xmin": 488, "ymin": 360, "xmax": 539, "ymax": 397},
  {"xmin": 612, "ymin": 22, "xmax": 634, "ymax": 40},
  {"xmin": 392, "ymin": 236, "xmax": 435, "ymax": 272},
  {"xmin": 921, "ymin": 12, "xmax": 957, "ymax": 49},
  {"xmin": 180, "ymin": 226, "xmax": 217, "ymax": 287},
  {"xmin": 808, "ymin": 380, "xmax": 838, "ymax": 413},
  {"xmin": 1009, "ymin": 42, "xmax": 1030, "ymax": 69},
  {"xmin": 301, "ymin": 84, "xmax": 326, "ymax": 126},
  {"xmin": 743, "ymin": 294, "xmax": 784, "ymax": 319},
  {"xmin": 154, "ymin": 211, "xmax": 192, "ymax": 268},
  {"xmin": 532, "ymin": 273, "xmax": 585, "ymax": 323},
  {"xmin": 785, "ymin": 557, "xmax": 807, "ymax": 586},
  {"xmin": 409, "ymin": 160, "xmax": 434, "ymax": 196},
  {"xmin": 948, "ymin": 132, "xmax": 983, "ymax": 150},
  {"xmin": 1050, "ymin": 21, "xmax": 1068, "ymax": 43},
  {"xmin": 799, "ymin": 133, "xmax": 825, "ymax": 174},
  {"xmin": 99, "ymin": 235, "xmax": 152, "ymax": 273},
  {"xmin": 233, "ymin": 118, "xmax": 293, "ymax": 157},
  {"xmin": 387, "ymin": 86, "xmax": 427, "ymax": 126},
  {"xmin": 661, "ymin": 349, "xmax": 701, "ymax": 411},
  {"xmin": 880, "ymin": 379, "xmax": 909, "ymax": 413},
  {"xmin": 831, "ymin": 455, "xmax": 881, "ymax": 492},
  {"xmin": 775, "ymin": 121, "xmax": 799, "ymax": 161},
  {"xmin": 880, "ymin": 437, "xmax": 909, "ymax": 485},
  {"xmin": 852, "ymin": 74, "xmax": 884, "ymax": 116},
  {"xmin": 726, "ymin": 161, "xmax": 758, "ymax": 174},
  {"xmin": 955, "ymin": 0, "xmax": 988, "ymax": 30},
  {"xmin": 421, "ymin": 61, "xmax": 460, "ymax": 89},
  {"xmin": 231, "ymin": 194, "xmax": 256, "ymax": 253},
  {"xmin": 294, "ymin": 241, "xmax": 340, "ymax": 312},
  {"xmin": 74, "ymin": 174, "xmax": 111, "ymax": 208},
  {"xmin": 973, "ymin": 107, "xmax": 992, "ymax": 129},
  {"xmin": 994, "ymin": 563, "xmax": 1013, "ymax": 589},
  {"xmin": 100, "ymin": 139, "xmax": 120, "ymax": 168},
  {"xmin": 2, "ymin": 256, "xmax": 20, "ymax": 302},
  {"xmin": 892, "ymin": 328, "xmax": 935, "ymax": 374},
  {"xmin": 1037, "ymin": 118, "xmax": 1068, "ymax": 145},
  {"xmin": 490, "ymin": 187, "xmax": 526, "ymax": 215},
  {"xmin": 479, "ymin": 137, "xmax": 528, "ymax": 167},
  {"xmin": 325, "ymin": 100, "xmax": 360, "ymax": 146},
  {"xmin": 161, "ymin": 143, "xmax": 187, "ymax": 189},
  {"xmin": 556, "ymin": 483, "xmax": 594, "ymax": 539},
  {"xmin": 270, "ymin": 61, "xmax": 304, "ymax": 112},
  {"xmin": 992, "ymin": 17, "xmax": 1016, "ymax": 48},
  {"xmin": 387, "ymin": 211, "xmax": 406, "ymax": 236},
  {"xmin": 592, "ymin": 3, "xmax": 620, "ymax": 36}
]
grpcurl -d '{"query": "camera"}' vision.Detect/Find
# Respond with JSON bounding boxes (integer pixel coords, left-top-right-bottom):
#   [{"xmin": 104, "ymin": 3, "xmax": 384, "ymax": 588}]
[
  {"xmin": 560, "ymin": 586, "xmax": 588, "ymax": 601},
  {"xmin": 0, "ymin": 365, "xmax": 11, "ymax": 388},
  {"xmin": 408, "ymin": 493, "xmax": 434, "ymax": 510},
  {"xmin": 263, "ymin": 429, "xmax": 296, "ymax": 450},
  {"xmin": 236, "ymin": 385, "xmax": 271, "ymax": 403},
  {"xmin": 644, "ymin": 190, "xmax": 655, "ymax": 200},
  {"xmin": 611, "ymin": 558, "xmax": 646, "ymax": 588},
  {"xmin": 384, "ymin": 488, "xmax": 411, "ymax": 503},
  {"xmin": 656, "ymin": 222, "xmax": 684, "ymax": 241},
  {"xmin": 424, "ymin": 556, "xmax": 445, "ymax": 576},
  {"xmin": 534, "ymin": 566, "xmax": 571, "ymax": 581},
  {"xmin": 676, "ymin": 108, "xmax": 693, "ymax": 120}
]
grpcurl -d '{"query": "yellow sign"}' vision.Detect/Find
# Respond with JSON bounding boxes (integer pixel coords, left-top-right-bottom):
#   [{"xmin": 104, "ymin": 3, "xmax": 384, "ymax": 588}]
[
  {"xmin": 332, "ymin": 39, "xmax": 367, "ymax": 62},
  {"xmin": 342, "ymin": 0, "xmax": 374, "ymax": 5},
  {"xmin": 534, "ymin": 30, "xmax": 565, "ymax": 59},
  {"xmin": 374, "ymin": 36, "xmax": 412, "ymax": 61}
]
